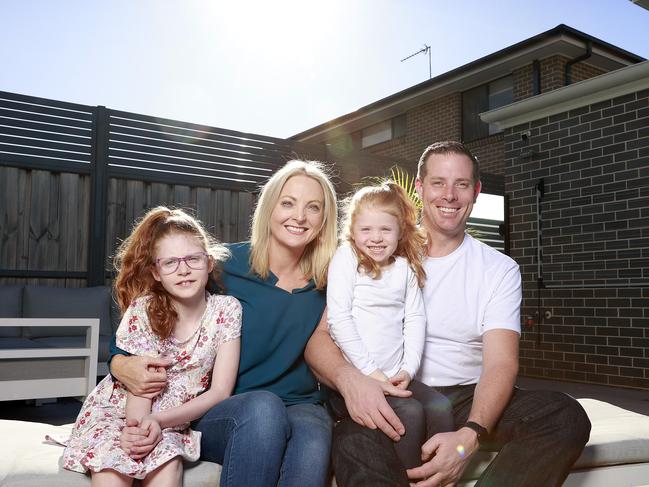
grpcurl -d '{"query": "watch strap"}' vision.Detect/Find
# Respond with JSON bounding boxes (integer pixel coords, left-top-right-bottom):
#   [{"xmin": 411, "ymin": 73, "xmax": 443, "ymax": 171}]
[{"xmin": 463, "ymin": 421, "xmax": 488, "ymax": 441}]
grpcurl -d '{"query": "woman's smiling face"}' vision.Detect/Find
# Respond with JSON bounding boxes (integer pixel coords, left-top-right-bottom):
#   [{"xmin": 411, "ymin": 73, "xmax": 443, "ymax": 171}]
[{"xmin": 269, "ymin": 174, "xmax": 325, "ymax": 254}]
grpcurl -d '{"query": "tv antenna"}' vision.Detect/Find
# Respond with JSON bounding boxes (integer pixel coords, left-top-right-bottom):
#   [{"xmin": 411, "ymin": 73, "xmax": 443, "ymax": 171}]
[{"xmin": 401, "ymin": 44, "xmax": 431, "ymax": 79}]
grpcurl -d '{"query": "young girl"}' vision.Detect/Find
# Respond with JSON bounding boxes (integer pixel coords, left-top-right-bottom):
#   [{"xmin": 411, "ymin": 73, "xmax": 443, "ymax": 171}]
[
  {"xmin": 327, "ymin": 181, "xmax": 453, "ymax": 470},
  {"xmin": 62, "ymin": 207, "xmax": 241, "ymax": 486}
]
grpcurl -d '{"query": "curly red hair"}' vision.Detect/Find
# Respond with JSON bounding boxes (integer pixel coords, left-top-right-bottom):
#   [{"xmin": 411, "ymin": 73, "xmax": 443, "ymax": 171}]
[
  {"xmin": 340, "ymin": 182, "xmax": 427, "ymax": 288},
  {"xmin": 113, "ymin": 206, "xmax": 229, "ymax": 339}
]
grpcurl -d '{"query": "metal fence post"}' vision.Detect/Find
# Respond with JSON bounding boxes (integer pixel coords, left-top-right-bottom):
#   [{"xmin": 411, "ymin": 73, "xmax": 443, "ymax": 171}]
[{"xmin": 87, "ymin": 106, "xmax": 109, "ymax": 286}]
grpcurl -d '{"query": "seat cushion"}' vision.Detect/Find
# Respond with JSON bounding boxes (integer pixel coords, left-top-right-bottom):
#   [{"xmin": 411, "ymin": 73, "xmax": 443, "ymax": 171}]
[
  {"xmin": 0, "ymin": 286, "xmax": 24, "ymax": 337},
  {"xmin": 574, "ymin": 398, "xmax": 649, "ymax": 469},
  {"xmin": 0, "ymin": 420, "xmax": 220, "ymax": 486},
  {"xmin": 22, "ymin": 286, "xmax": 113, "ymax": 338}
]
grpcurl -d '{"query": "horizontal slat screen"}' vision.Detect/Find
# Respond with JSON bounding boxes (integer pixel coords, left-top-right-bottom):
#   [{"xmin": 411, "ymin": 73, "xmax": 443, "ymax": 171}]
[
  {"xmin": 0, "ymin": 91, "xmax": 94, "ymax": 170},
  {"xmin": 468, "ymin": 217, "xmax": 505, "ymax": 252},
  {"xmin": 107, "ymin": 110, "xmax": 325, "ymax": 191}
]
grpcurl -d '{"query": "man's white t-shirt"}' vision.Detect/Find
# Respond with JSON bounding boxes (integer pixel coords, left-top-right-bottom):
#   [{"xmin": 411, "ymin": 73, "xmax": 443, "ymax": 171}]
[{"xmin": 417, "ymin": 234, "xmax": 522, "ymax": 387}]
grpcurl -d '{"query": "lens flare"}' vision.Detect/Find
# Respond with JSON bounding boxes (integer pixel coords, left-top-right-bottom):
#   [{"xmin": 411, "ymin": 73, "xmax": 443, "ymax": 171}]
[{"xmin": 456, "ymin": 444, "xmax": 465, "ymax": 458}]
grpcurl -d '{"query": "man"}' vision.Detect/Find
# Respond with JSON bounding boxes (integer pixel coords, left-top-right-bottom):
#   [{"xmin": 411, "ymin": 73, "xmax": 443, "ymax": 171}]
[{"xmin": 305, "ymin": 141, "xmax": 591, "ymax": 486}]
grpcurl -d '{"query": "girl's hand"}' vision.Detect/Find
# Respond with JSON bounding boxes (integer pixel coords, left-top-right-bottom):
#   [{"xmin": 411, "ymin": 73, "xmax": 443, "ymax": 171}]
[
  {"xmin": 127, "ymin": 415, "xmax": 163, "ymax": 459},
  {"xmin": 389, "ymin": 370, "xmax": 411, "ymax": 390},
  {"xmin": 369, "ymin": 369, "xmax": 390, "ymax": 382}
]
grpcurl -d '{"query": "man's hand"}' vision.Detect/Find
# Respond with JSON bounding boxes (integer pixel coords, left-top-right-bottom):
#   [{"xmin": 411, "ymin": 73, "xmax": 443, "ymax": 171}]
[
  {"xmin": 406, "ymin": 428, "xmax": 479, "ymax": 486},
  {"xmin": 389, "ymin": 370, "xmax": 412, "ymax": 390},
  {"xmin": 338, "ymin": 368, "xmax": 412, "ymax": 442},
  {"xmin": 112, "ymin": 355, "xmax": 170, "ymax": 398}
]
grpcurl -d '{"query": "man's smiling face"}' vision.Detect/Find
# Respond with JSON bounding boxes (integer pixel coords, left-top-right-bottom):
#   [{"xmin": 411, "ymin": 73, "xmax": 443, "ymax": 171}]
[{"xmin": 416, "ymin": 151, "xmax": 481, "ymax": 244}]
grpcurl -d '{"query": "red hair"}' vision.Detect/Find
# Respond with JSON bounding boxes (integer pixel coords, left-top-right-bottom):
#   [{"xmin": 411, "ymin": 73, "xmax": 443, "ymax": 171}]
[
  {"xmin": 340, "ymin": 182, "xmax": 427, "ymax": 287},
  {"xmin": 113, "ymin": 206, "xmax": 229, "ymax": 339}
]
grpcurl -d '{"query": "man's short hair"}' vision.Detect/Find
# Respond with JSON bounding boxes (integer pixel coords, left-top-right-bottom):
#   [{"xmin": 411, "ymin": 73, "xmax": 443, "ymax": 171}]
[{"xmin": 417, "ymin": 141, "xmax": 480, "ymax": 183}]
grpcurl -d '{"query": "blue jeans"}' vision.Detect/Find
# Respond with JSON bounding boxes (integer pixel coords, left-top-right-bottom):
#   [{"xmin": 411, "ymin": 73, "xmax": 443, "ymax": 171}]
[
  {"xmin": 193, "ymin": 390, "xmax": 332, "ymax": 487},
  {"xmin": 332, "ymin": 386, "xmax": 591, "ymax": 487}
]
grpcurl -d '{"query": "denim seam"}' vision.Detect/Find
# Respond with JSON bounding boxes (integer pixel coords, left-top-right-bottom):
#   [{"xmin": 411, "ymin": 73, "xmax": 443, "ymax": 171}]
[{"xmin": 221, "ymin": 415, "xmax": 239, "ymax": 487}]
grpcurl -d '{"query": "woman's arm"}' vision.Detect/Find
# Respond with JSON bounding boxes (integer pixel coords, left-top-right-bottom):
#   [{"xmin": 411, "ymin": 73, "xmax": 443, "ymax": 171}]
[
  {"xmin": 147, "ymin": 338, "xmax": 240, "ymax": 429},
  {"xmin": 110, "ymin": 301, "xmax": 170, "ymax": 397}
]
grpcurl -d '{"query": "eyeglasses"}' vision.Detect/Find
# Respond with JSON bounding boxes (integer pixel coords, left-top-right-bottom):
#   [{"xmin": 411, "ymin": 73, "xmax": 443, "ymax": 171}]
[{"xmin": 155, "ymin": 252, "xmax": 210, "ymax": 275}]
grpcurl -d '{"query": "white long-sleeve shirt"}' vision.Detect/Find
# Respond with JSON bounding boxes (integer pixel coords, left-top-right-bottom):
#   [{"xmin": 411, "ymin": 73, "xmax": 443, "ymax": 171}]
[{"xmin": 327, "ymin": 245, "xmax": 426, "ymax": 378}]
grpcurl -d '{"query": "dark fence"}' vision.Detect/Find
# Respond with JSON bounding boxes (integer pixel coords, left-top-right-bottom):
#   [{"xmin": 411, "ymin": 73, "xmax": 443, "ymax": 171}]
[
  {"xmin": 0, "ymin": 90, "xmax": 329, "ymax": 287},
  {"xmin": 0, "ymin": 90, "xmax": 506, "ymax": 288}
]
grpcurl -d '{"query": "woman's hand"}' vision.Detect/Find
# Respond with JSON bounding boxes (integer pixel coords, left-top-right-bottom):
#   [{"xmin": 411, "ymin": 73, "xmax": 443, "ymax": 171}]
[
  {"xmin": 389, "ymin": 370, "xmax": 412, "ymax": 390},
  {"xmin": 111, "ymin": 355, "xmax": 171, "ymax": 398}
]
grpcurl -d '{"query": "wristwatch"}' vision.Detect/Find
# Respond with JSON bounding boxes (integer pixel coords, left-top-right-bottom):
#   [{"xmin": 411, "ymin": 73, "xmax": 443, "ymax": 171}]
[{"xmin": 463, "ymin": 421, "xmax": 488, "ymax": 442}]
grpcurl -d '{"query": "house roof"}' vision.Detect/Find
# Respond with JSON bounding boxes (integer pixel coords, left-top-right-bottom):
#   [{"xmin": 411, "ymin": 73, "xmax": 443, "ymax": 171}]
[{"xmin": 292, "ymin": 24, "xmax": 645, "ymax": 143}]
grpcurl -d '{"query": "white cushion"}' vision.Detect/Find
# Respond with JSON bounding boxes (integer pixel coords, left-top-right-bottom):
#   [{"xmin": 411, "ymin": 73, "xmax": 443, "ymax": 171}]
[
  {"xmin": 1, "ymin": 398, "xmax": 648, "ymax": 486},
  {"xmin": 0, "ymin": 420, "xmax": 219, "ymax": 486},
  {"xmin": 574, "ymin": 398, "xmax": 649, "ymax": 468}
]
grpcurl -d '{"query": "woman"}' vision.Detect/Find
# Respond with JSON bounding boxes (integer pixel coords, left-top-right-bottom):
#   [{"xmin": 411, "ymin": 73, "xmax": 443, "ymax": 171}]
[{"xmin": 110, "ymin": 159, "xmax": 338, "ymax": 486}]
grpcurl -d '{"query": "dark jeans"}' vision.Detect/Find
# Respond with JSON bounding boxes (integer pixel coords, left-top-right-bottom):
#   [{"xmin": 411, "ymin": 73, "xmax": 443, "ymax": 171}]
[
  {"xmin": 332, "ymin": 385, "xmax": 591, "ymax": 487},
  {"xmin": 328, "ymin": 379, "xmax": 454, "ymax": 469}
]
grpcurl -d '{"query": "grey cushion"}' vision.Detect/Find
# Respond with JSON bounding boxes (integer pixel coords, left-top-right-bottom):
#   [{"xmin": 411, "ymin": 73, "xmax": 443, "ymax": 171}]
[
  {"xmin": 23, "ymin": 286, "xmax": 113, "ymax": 338},
  {"xmin": 0, "ymin": 286, "xmax": 23, "ymax": 337}
]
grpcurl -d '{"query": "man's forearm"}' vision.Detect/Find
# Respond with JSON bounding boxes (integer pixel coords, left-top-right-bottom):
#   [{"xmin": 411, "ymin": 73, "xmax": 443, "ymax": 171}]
[
  {"xmin": 469, "ymin": 363, "xmax": 517, "ymax": 432},
  {"xmin": 305, "ymin": 324, "xmax": 357, "ymax": 391},
  {"xmin": 467, "ymin": 329, "xmax": 519, "ymax": 432}
]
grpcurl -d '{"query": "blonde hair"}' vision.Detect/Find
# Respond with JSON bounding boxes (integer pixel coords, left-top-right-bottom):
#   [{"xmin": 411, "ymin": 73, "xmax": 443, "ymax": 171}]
[
  {"xmin": 250, "ymin": 160, "xmax": 338, "ymax": 289},
  {"xmin": 340, "ymin": 181, "xmax": 427, "ymax": 288},
  {"xmin": 113, "ymin": 206, "xmax": 230, "ymax": 339}
]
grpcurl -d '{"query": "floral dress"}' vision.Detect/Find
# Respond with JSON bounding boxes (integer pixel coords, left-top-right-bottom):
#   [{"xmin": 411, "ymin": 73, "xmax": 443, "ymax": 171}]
[{"xmin": 61, "ymin": 294, "xmax": 241, "ymax": 479}]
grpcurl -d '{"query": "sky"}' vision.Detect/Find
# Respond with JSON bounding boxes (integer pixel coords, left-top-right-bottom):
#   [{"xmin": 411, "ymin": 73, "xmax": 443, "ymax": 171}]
[{"xmin": 1, "ymin": 0, "xmax": 648, "ymax": 142}]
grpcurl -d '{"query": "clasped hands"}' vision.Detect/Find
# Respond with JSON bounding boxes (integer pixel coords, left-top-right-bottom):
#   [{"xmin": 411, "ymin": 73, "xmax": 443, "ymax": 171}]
[{"xmin": 117, "ymin": 355, "xmax": 170, "ymax": 458}]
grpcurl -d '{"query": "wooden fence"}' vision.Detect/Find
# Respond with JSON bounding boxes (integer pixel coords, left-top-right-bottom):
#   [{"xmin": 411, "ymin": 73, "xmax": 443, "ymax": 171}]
[
  {"xmin": 0, "ymin": 91, "xmax": 327, "ymax": 287},
  {"xmin": 0, "ymin": 90, "xmax": 506, "ymax": 288}
]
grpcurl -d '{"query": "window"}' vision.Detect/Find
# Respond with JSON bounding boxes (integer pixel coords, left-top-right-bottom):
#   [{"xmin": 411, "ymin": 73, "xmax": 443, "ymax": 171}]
[
  {"xmin": 462, "ymin": 76, "xmax": 513, "ymax": 141},
  {"xmin": 360, "ymin": 114, "xmax": 406, "ymax": 148}
]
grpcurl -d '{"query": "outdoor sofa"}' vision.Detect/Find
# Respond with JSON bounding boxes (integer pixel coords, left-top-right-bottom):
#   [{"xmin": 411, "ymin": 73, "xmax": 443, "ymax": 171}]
[
  {"xmin": 1, "ymin": 398, "xmax": 649, "ymax": 486},
  {"xmin": 0, "ymin": 285, "xmax": 117, "ymax": 401}
]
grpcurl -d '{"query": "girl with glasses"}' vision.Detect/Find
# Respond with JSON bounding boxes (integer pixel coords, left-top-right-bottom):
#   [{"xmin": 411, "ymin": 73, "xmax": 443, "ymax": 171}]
[
  {"xmin": 110, "ymin": 160, "xmax": 339, "ymax": 487},
  {"xmin": 62, "ymin": 207, "xmax": 241, "ymax": 487}
]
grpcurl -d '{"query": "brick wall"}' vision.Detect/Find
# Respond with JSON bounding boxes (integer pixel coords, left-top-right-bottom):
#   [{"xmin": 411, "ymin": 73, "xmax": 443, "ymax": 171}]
[
  {"xmin": 467, "ymin": 134, "xmax": 505, "ymax": 176},
  {"xmin": 513, "ymin": 56, "xmax": 606, "ymax": 102},
  {"xmin": 504, "ymin": 88, "xmax": 649, "ymax": 389},
  {"xmin": 543, "ymin": 55, "xmax": 606, "ymax": 91},
  {"xmin": 513, "ymin": 64, "xmax": 534, "ymax": 102},
  {"xmin": 365, "ymin": 93, "xmax": 462, "ymax": 166}
]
